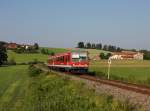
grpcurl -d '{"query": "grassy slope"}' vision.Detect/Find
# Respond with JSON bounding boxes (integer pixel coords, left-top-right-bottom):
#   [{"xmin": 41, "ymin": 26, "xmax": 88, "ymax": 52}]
[
  {"xmin": 90, "ymin": 60, "xmax": 150, "ymax": 84},
  {"xmin": 41, "ymin": 47, "xmax": 67, "ymax": 54},
  {"xmin": 7, "ymin": 47, "xmax": 107, "ymax": 63},
  {"xmin": 7, "ymin": 48, "xmax": 67, "ymax": 63},
  {"xmin": 0, "ymin": 65, "xmax": 29, "ymax": 111},
  {"xmin": 8, "ymin": 50, "xmax": 48, "ymax": 63},
  {"xmin": 83, "ymin": 49, "xmax": 110, "ymax": 59},
  {"xmin": 0, "ymin": 65, "xmax": 137, "ymax": 111}
]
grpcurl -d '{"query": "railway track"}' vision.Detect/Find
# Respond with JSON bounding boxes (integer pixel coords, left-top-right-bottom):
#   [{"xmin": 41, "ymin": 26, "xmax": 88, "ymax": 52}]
[
  {"xmin": 35, "ymin": 64, "xmax": 150, "ymax": 96},
  {"xmin": 79, "ymin": 74, "xmax": 150, "ymax": 96}
]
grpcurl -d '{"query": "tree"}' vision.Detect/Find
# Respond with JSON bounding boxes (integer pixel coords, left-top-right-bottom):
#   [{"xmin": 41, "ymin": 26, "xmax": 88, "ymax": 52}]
[
  {"xmin": 99, "ymin": 52, "xmax": 112, "ymax": 59},
  {"xmin": 86, "ymin": 42, "xmax": 91, "ymax": 49},
  {"xmin": 116, "ymin": 47, "xmax": 122, "ymax": 52},
  {"xmin": 103, "ymin": 45, "xmax": 108, "ymax": 51},
  {"xmin": 41, "ymin": 48, "xmax": 50, "ymax": 55},
  {"xmin": 140, "ymin": 50, "xmax": 150, "ymax": 60},
  {"xmin": 91, "ymin": 43, "xmax": 96, "ymax": 49},
  {"xmin": 105, "ymin": 53, "xmax": 112, "ymax": 59},
  {"xmin": 96, "ymin": 43, "xmax": 102, "ymax": 50},
  {"xmin": 34, "ymin": 43, "xmax": 39, "ymax": 50},
  {"xmin": 108, "ymin": 45, "xmax": 116, "ymax": 52},
  {"xmin": 50, "ymin": 52, "xmax": 55, "ymax": 56},
  {"xmin": 0, "ymin": 41, "xmax": 7, "ymax": 46},
  {"xmin": 99, "ymin": 53, "xmax": 105, "ymax": 59},
  {"xmin": 131, "ymin": 49, "xmax": 136, "ymax": 52},
  {"xmin": 77, "ymin": 42, "xmax": 84, "ymax": 48},
  {"xmin": 0, "ymin": 43, "xmax": 7, "ymax": 65},
  {"xmin": 41, "ymin": 48, "xmax": 46, "ymax": 54}
]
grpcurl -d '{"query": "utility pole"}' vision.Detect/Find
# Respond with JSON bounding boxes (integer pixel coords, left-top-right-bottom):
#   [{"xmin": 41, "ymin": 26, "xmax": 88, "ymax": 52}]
[{"xmin": 108, "ymin": 58, "xmax": 111, "ymax": 80}]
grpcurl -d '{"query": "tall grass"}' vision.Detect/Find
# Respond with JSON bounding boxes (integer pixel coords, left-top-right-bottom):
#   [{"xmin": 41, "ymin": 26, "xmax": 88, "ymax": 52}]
[
  {"xmin": 23, "ymin": 73, "xmax": 139, "ymax": 111},
  {"xmin": 0, "ymin": 65, "xmax": 140, "ymax": 111}
]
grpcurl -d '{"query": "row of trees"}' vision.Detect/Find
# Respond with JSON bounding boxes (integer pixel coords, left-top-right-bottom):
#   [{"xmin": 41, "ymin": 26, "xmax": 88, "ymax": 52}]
[
  {"xmin": 77, "ymin": 42, "xmax": 122, "ymax": 52},
  {"xmin": 140, "ymin": 50, "xmax": 150, "ymax": 60}
]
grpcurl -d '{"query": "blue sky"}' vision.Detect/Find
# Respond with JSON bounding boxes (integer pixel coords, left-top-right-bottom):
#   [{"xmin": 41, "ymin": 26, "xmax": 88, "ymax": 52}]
[{"xmin": 0, "ymin": 0, "xmax": 150, "ymax": 49}]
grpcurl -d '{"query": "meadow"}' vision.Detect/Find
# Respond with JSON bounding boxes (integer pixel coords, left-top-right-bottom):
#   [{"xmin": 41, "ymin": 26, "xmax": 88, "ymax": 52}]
[
  {"xmin": 7, "ymin": 48, "xmax": 150, "ymax": 85},
  {"xmin": 7, "ymin": 48, "xmax": 67, "ymax": 63},
  {"xmin": 83, "ymin": 49, "xmax": 110, "ymax": 59},
  {"xmin": 90, "ymin": 60, "xmax": 150, "ymax": 85},
  {"xmin": 0, "ymin": 65, "xmax": 138, "ymax": 111}
]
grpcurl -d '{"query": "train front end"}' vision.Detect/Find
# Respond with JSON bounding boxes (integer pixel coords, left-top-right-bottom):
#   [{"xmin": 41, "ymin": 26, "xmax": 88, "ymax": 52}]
[{"xmin": 70, "ymin": 51, "xmax": 89, "ymax": 73}]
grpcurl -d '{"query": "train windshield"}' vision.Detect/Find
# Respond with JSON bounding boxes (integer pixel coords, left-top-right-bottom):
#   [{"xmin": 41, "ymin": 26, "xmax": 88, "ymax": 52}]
[{"xmin": 72, "ymin": 52, "xmax": 87, "ymax": 62}]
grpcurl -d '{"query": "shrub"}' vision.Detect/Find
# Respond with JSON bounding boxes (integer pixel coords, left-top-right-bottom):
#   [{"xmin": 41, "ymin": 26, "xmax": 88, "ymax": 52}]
[
  {"xmin": 28, "ymin": 65, "xmax": 42, "ymax": 77},
  {"xmin": 99, "ymin": 53, "xmax": 112, "ymax": 59},
  {"xmin": 8, "ymin": 57, "xmax": 16, "ymax": 65},
  {"xmin": 100, "ymin": 53, "xmax": 105, "ymax": 59}
]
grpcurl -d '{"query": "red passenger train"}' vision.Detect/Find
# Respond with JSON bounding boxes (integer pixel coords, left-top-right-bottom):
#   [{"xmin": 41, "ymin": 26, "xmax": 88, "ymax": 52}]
[{"xmin": 47, "ymin": 50, "xmax": 89, "ymax": 73}]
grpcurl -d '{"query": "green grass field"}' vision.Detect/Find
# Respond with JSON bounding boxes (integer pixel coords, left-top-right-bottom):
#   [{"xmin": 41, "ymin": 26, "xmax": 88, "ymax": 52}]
[
  {"xmin": 83, "ymin": 49, "xmax": 110, "ymax": 59},
  {"xmin": 7, "ymin": 48, "xmax": 67, "ymax": 63},
  {"xmin": 0, "ymin": 65, "xmax": 138, "ymax": 111},
  {"xmin": 8, "ymin": 50, "xmax": 48, "ymax": 63},
  {"xmin": 90, "ymin": 60, "xmax": 150, "ymax": 85},
  {"xmin": 7, "ymin": 48, "xmax": 150, "ymax": 85}
]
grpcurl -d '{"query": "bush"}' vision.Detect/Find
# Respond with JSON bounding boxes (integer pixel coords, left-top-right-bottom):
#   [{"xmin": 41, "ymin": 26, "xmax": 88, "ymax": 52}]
[
  {"xmin": 8, "ymin": 57, "xmax": 16, "ymax": 65},
  {"xmin": 99, "ymin": 53, "xmax": 112, "ymax": 59},
  {"xmin": 100, "ymin": 53, "xmax": 105, "ymax": 59},
  {"xmin": 28, "ymin": 65, "xmax": 42, "ymax": 77}
]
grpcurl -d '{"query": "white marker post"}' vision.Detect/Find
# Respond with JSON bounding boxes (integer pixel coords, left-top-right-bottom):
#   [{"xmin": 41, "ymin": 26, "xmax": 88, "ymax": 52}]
[{"xmin": 108, "ymin": 58, "xmax": 111, "ymax": 80}]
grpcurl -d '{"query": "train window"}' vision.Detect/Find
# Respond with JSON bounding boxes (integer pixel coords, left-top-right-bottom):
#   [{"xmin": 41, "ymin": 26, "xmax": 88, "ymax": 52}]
[
  {"xmin": 66, "ymin": 55, "xmax": 70, "ymax": 62},
  {"xmin": 79, "ymin": 56, "xmax": 87, "ymax": 61},
  {"xmin": 60, "ymin": 56, "xmax": 64, "ymax": 62},
  {"xmin": 72, "ymin": 58, "xmax": 79, "ymax": 62},
  {"xmin": 56, "ymin": 57, "xmax": 58, "ymax": 62},
  {"xmin": 57, "ymin": 56, "xmax": 64, "ymax": 62}
]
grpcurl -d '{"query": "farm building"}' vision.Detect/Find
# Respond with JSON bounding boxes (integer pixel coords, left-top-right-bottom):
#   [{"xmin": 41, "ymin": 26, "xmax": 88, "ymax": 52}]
[
  {"xmin": 110, "ymin": 51, "xmax": 143, "ymax": 60},
  {"xmin": 6, "ymin": 43, "xmax": 18, "ymax": 49},
  {"xmin": 21, "ymin": 44, "xmax": 33, "ymax": 50}
]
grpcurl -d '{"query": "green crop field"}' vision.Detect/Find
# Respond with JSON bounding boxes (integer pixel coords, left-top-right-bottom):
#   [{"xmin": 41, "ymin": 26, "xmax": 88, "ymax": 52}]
[
  {"xmin": 90, "ymin": 60, "xmax": 150, "ymax": 85},
  {"xmin": 0, "ymin": 65, "xmax": 138, "ymax": 111}
]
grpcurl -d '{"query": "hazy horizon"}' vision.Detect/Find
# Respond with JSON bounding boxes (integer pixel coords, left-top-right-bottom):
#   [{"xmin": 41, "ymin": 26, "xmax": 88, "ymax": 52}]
[{"xmin": 0, "ymin": 0, "xmax": 150, "ymax": 50}]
